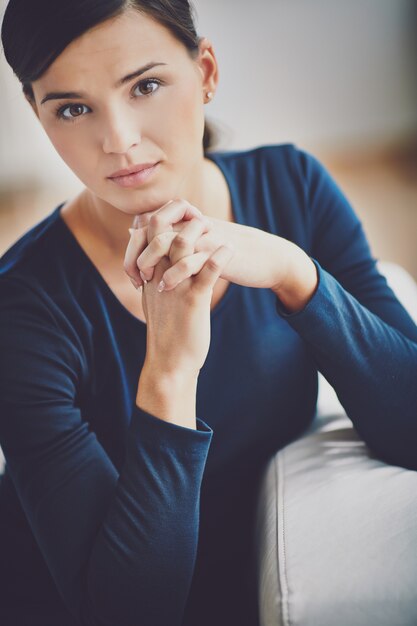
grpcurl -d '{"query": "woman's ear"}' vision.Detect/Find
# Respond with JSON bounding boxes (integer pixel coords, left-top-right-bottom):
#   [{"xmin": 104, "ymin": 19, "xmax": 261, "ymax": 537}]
[{"xmin": 196, "ymin": 37, "xmax": 219, "ymax": 98}]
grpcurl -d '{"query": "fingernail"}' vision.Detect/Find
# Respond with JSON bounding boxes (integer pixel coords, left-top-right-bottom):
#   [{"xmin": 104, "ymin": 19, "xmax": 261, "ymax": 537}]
[
  {"xmin": 130, "ymin": 277, "xmax": 140, "ymax": 289},
  {"xmin": 191, "ymin": 208, "xmax": 203, "ymax": 219},
  {"xmin": 128, "ymin": 228, "xmax": 135, "ymax": 236},
  {"xmin": 140, "ymin": 271, "xmax": 148, "ymax": 284},
  {"xmin": 157, "ymin": 280, "xmax": 165, "ymax": 293}
]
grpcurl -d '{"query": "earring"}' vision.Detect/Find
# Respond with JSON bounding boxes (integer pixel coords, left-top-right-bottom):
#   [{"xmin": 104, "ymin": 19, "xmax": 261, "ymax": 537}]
[{"xmin": 206, "ymin": 91, "xmax": 214, "ymax": 102}]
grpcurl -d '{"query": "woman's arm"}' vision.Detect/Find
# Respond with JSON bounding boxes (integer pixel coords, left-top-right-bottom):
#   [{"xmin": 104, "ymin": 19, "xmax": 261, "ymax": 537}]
[
  {"xmin": 273, "ymin": 150, "xmax": 417, "ymax": 470},
  {"xmin": 0, "ymin": 276, "xmax": 212, "ymax": 626}
]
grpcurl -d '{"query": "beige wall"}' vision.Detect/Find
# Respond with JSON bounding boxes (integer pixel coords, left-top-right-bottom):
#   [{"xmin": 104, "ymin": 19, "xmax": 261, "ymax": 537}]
[{"xmin": 193, "ymin": 0, "xmax": 417, "ymax": 153}]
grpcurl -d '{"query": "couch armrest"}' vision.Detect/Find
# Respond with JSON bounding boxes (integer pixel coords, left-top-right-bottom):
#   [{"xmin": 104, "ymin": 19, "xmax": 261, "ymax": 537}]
[{"xmin": 254, "ymin": 413, "xmax": 417, "ymax": 626}]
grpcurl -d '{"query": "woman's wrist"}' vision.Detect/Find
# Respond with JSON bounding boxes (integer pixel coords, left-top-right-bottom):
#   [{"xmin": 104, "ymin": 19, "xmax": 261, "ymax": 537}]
[
  {"xmin": 136, "ymin": 362, "xmax": 198, "ymax": 429},
  {"xmin": 271, "ymin": 247, "xmax": 318, "ymax": 314}
]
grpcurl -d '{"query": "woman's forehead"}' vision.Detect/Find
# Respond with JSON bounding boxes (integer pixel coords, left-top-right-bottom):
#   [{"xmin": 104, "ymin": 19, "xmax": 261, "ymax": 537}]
[
  {"xmin": 33, "ymin": 10, "xmax": 185, "ymax": 93},
  {"xmin": 57, "ymin": 10, "xmax": 178, "ymax": 65}
]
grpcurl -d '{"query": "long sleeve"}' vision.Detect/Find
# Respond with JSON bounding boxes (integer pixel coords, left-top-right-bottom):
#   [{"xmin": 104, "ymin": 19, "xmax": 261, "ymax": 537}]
[
  {"xmin": 0, "ymin": 276, "xmax": 213, "ymax": 626},
  {"xmin": 275, "ymin": 150, "xmax": 417, "ymax": 470}
]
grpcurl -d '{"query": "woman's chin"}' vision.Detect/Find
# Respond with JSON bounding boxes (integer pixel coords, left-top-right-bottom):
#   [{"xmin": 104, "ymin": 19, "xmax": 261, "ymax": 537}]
[{"xmin": 95, "ymin": 188, "xmax": 174, "ymax": 215}]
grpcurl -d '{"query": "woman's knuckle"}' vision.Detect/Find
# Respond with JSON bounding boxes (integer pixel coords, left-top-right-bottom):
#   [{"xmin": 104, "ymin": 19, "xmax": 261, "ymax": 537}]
[
  {"xmin": 164, "ymin": 274, "xmax": 177, "ymax": 290},
  {"xmin": 150, "ymin": 214, "xmax": 163, "ymax": 228},
  {"xmin": 174, "ymin": 234, "xmax": 190, "ymax": 249},
  {"xmin": 206, "ymin": 257, "xmax": 220, "ymax": 272},
  {"xmin": 153, "ymin": 235, "xmax": 166, "ymax": 251},
  {"xmin": 177, "ymin": 257, "xmax": 191, "ymax": 272}
]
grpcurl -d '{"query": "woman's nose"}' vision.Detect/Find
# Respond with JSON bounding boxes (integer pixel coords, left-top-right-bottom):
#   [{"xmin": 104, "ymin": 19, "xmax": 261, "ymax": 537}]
[{"xmin": 102, "ymin": 114, "xmax": 141, "ymax": 154}]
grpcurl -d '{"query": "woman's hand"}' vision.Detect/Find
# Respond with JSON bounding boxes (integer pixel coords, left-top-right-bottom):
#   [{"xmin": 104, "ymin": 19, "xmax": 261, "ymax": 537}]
[
  {"xmin": 125, "ymin": 198, "xmax": 307, "ymax": 294},
  {"xmin": 125, "ymin": 203, "xmax": 233, "ymax": 379},
  {"xmin": 139, "ymin": 243, "xmax": 235, "ymax": 378},
  {"xmin": 124, "ymin": 199, "xmax": 210, "ymax": 289}
]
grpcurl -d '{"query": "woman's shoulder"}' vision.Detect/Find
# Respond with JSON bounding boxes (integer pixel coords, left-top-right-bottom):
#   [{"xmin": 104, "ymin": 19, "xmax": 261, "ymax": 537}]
[
  {"xmin": 0, "ymin": 203, "xmax": 66, "ymax": 285},
  {"xmin": 0, "ymin": 260, "xmax": 90, "ymax": 389},
  {"xmin": 207, "ymin": 142, "xmax": 320, "ymax": 184},
  {"xmin": 0, "ymin": 204, "xmax": 90, "ymax": 346}
]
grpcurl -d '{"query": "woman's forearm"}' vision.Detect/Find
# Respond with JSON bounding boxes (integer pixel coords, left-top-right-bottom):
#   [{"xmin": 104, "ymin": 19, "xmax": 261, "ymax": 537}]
[
  {"xmin": 273, "ymin": 259, "xmax": 417, "ymax": 469},
  {"xmin": 271, "ymin": 245, "xmax": 319, "ymax": 314},
  {"xmin": 137, "ymin": 361, "xmax": 198, "ymax": 430}
]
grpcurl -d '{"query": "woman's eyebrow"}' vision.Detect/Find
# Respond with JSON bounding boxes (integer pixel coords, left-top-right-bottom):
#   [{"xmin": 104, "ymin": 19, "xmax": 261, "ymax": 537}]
[{"xmin": 40, "ymin": 61, "xmax": 168, "ymax": 105}]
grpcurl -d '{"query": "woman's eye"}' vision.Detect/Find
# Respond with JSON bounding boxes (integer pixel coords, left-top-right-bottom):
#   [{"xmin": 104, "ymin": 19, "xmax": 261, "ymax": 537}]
[
  {"xmin": 55, "ymin": 78, "xmax": 162, "ymax": 122},
  {"xmin": 59, "ymin": 104, "xmax": 89, "ymax": 120},
  {"xmin": 133, "ymin": 79, "xmax": 161, "ymax": 97}
]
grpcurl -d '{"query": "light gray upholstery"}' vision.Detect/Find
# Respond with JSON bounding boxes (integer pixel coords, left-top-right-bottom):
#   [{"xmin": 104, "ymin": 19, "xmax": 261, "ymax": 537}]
[
  {"xmin": 254, "ymin": 412, "xmax": 417, "ymax": 626},
  {"xmin": 254, "ymin": 262, "xmax": 417, "ymax": 626}
]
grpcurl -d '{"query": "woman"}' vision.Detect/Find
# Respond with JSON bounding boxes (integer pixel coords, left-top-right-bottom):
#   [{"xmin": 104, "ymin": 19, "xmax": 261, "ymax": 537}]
[{"xmin": 1, "ymin": 1, "xmax": 416, "ymax": 625}]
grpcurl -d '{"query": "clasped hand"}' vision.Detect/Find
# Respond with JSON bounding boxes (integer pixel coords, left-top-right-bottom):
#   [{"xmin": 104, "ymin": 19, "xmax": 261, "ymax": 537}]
[{"xmin": 124, "ymin": 198, "xmax": 297, "ymax": 294}]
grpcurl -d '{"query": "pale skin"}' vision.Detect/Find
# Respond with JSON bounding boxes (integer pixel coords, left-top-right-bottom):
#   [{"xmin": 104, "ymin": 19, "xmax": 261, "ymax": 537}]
[
  {"xmin": 124, "ymin": 199, "xmax": 318, "ymax": 310},
  {"xmin": 28, "ymin": 8, "xmax": 318, "ymax": 428}
]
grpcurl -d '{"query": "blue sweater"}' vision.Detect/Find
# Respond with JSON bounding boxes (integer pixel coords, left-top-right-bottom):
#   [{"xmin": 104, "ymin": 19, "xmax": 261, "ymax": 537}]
[{"xmin": 0, "ymin": 144, "xmax": 416, "ymax": 626}]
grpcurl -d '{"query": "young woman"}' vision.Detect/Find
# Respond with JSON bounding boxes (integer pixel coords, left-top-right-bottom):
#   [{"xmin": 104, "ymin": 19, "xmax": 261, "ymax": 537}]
[{"xmin": 1, "ymin": 1, "xmax": 416, "ymax": 625}]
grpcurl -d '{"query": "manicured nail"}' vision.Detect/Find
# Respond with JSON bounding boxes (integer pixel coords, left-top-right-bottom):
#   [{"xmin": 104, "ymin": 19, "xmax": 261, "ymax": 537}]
[
  {"xmin": 157, "ymin": 280, "xmax": 165, "ymax": 293},
  {"xmin": 139, "ymin": 271, "xmax": 148, "ymax": 284},
  {"xmin": 128, "ymin": 228, "xmax": 135, "ymax": 236},
  {"xmin": 129, "ymin": 277, "xmax": 140, "ymax": 289}
]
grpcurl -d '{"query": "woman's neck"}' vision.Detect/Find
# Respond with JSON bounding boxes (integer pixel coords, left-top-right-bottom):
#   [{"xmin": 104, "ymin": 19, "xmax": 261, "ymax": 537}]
[{"xmin": 62, "ymin": 155, "xmax": 233, "ymax": 263}]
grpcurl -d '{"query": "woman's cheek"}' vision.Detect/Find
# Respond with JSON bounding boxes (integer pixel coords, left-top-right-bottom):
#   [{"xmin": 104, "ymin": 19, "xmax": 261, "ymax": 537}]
[
  {"xmin": 162, "ymin": 82, "xmax": 203, "ymax": 145},
  {"xmin": 49, "ymin": 128, "xmax": 95, "ymax": 183}
]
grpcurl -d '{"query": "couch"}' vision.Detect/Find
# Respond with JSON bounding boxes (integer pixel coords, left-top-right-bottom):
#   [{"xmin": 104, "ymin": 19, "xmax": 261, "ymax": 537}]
[{"xmin": 254, "ymin": 262, "xmax": 417, "ymax": 626}]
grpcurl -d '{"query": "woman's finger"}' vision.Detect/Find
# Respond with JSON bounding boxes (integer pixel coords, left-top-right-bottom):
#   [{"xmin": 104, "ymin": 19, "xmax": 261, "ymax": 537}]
[
  {"xmin": 159, "ymin": 251, "xmax": 211, "ymax": 291},
  {"xmin": 193, "ymin": 245, "xmax": 235, "ymax": 293},
  {"xmin": 168, "ymin": 217, "xmax": 210, "ymax": 266},
  {"xmin": 147, "ymin": 198, "xmax": 210, "ymax": 243},
  {"xmin": 136, "ymin": 231, "xmax": 177, "ymax": 281},
  {"xmin": 132, "ymin": 199, "xmax": 176, "ymax": 229},
  {"xmin": 123, "ymin": 226, "xmax": 148, "ymax": 286},
  {"xmin": 137, "ymin": 215, "xmax": 213, "ymax": 282},
  {"xmin": 161, "ymin": 245, "xmax": 235, "ymax": 293},
  {"xmin": 125, "ymin": 220, "xmax": 202, "ymax": 286},
  {"xmin": 127, "ymin": 200, "xmax": 210, "ymax": 286},
  {"xmin": 137, "ymin": 217, "xmax": 210, "ymax": 282}
]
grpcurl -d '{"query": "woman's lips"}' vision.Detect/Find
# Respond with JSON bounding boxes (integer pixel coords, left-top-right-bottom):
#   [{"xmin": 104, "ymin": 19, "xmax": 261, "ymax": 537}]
[{"xmin": 108, "ymin": 162, "xmax": 160, "ymax": 188}]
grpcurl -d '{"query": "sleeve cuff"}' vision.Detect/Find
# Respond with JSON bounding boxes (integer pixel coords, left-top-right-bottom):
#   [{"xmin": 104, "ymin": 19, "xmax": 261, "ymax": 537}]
[{"xmin": 130, "ymin": 403, "xmax": 213, "ymax": 455}]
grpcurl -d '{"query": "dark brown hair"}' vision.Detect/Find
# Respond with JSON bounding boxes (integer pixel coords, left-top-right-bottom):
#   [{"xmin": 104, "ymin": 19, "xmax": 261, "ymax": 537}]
[{"xmin": 1, "ymin": 0, "xmax": 217, "ymax": 151}]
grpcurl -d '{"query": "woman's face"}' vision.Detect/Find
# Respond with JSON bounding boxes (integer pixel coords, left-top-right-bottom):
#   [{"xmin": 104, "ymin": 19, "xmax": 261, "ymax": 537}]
[{"xmin": 31, "ymin": 9, "xmax": 217, "ymax": 215}]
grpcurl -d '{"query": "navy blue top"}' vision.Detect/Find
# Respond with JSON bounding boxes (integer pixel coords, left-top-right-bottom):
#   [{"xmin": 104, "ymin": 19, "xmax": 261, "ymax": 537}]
[{"xmin": 0, "ymin": 144, "xmax": 416, "ymax": 626}]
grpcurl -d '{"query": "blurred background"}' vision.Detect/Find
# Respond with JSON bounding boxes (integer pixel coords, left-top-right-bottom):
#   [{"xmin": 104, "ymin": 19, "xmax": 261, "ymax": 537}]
[{"xmin": 0, "ymin": 0, "xmax": 416, "ymax": 278}]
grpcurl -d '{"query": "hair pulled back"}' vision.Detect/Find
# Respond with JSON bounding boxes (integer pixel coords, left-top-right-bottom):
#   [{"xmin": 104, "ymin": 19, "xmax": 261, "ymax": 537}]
[{"xmin": 1, "ymin": 0, "xmax": 216, "ymax": 151}]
